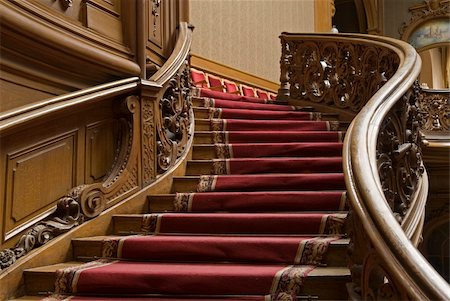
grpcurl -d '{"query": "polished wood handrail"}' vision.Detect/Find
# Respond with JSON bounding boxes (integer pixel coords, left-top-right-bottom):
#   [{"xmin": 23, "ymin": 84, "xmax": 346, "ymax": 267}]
[
  {"xmin": 343, "ymin": 37, "xmax": 449, "ymax": 300},
  {"xmin": 278, "ymin": 32, "xmax": 450, "ymax": 300},
  {"xmin": 150, "ymin": 23, "xmax": 193, "ymax": 85},
  {"xmin": 0, "ymin": 77, "xmax": 142, "ymax": 133}
]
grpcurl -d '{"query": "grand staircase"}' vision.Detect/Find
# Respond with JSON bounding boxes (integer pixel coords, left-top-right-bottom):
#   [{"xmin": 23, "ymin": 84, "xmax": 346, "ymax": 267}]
[{"xmin": 18, "ymin": 90, "xmax": 352, "ymax": 300}]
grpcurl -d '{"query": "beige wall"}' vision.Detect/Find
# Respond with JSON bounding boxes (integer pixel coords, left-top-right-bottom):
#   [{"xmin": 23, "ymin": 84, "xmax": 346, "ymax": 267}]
[
  {"xmin": 189, "ymin": 0, "xmax": 315, "ymax": 83},
  {"xmin": 383, "ymin": 0, "xmax": 423, "ymax": 38}
]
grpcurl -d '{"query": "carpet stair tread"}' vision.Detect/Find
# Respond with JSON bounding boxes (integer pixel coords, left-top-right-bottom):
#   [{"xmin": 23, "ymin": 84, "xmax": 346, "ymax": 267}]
[
  {"xmin": 192, "ymin": 107, "xmax": 339, "ymax": 121},
  {"xmin": 171, "ymin": 174, "xmax": 345, "ymax": 193},
  {"xmin": 192, "ymin": 143, "xmax": 343, "ymax": 159},
  {"xmin": 192, "ymin": 97, "xmax": 306, "ymax": 111},
  {"xmin": 193, "ymin": 130, "xmax": 345, "ymax": 144},
  {"xmin": 72, "ymin": 235, "xmax": 349, "ymax": 266},
  {"xmin": 21, "ymin": 90, "xmax": 353, "ymax": 300},
  {"xmin": 148, "ymin": 191, "xmax": 346, "ymax": 213},
  {"xmin": 24, "ymin": 261, "xmax": 350, "ymax": 298},
  {"xmin": 186, "ymin": 157, "xmax": 343, "ymax": 175},
  {"xmin": 112, "ymin": 212, "xmax": 347, "ymax": 236},
  {"xmin": 195, "ymin": 119, "xmax": 339, "ymax": 132}
]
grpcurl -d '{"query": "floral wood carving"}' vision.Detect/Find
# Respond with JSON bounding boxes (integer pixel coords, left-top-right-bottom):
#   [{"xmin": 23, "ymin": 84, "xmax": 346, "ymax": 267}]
[
  {"xmin": 377, "ymin": 81, "xmax": 425, "ymax": 223},
  {"xmin": 278, "ymin": 36, "xmax": 400, "ymax": 112},
  {"xmin": 60, "ymin": 0, "xmax": 73, "ymax": 10},
  {"xmin": 399, "ymin": 0, "xmax": 450, "ymax": 38},
  {"xmin": 156, "ymin": 59, "xmax": 193, "ymax": 174},
  {"xmin": 151, "ymin": 0, "xmax": 161, "ymax": 37},
  {"xmin": 347, "ymin": 209, "xmax": 409, "ymax": 300},
  {"xmin": 418, "ymin": 89, "xmax": 450, "ymax": 131},
  {"xmin": 0, "ymin": 196, "xmax": 82, "ymax": 270},
  {"xmin": 142, "ymin": 97, "xmax": 156, "ymax": 186},
  {"xmin": 0, "ymin": 96, "xmax": 140, "ymax": 270}
]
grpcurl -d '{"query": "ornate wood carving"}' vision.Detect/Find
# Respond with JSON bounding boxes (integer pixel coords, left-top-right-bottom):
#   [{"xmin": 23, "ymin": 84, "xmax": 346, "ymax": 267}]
[
  {"xmin": 142, "ymin": 97, "xmax": 156, "ymax": 186},
  {"xmin": 156, "ymin": 59, "xmax": 193, "ymax": 174},
  {"xmin": 347, "ymin": 82, "xmax": 428, "ymax": 299},
  {"xmin": 60, "ymin": 0, "xmax": 73, "ymax": 10},
  {"xmin": 377, "ymin": 82, "xmax": 425, "ymax": 223},
  {"xmin": 0, "ymin": 95, "xmax": 139, "ymax": 271},
  {"xmin": 400, "ymin": 0, "xmax": 450, "ymax": 39},
  {"xmin": 0, "ymin": 195, "xmax": 82, "ymax": 270},
  {"xmin": 277, "ymin": 35, "xmax": 400, "ymax": 112},
  {"xmin": 418, "ymin": 89, "xmax": 450, "ymax": 132},
  {"xmin": 151, "ymin": 0, "xmax": 161, "ymax": 37},
  {"xmin": 347, "ymin": 209, "xmax": 411, "ymax": 300}
]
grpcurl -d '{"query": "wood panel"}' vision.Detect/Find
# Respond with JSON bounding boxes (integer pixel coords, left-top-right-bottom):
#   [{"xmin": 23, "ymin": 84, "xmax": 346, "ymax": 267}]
[
  {"xmin": 4, "ymin": 132, "xmax": 77, "ymax": 241},
  {"xmin": 0, "ymin": 99, "xmax": 121, "ymax": 248},
  {"xmin": 145, "ymin": 0, "xmax": 181, "ymax": 69},
  {"xmin": 0, "ymin": 0, "xmax": 140, "ymax": 111},
  {"xmin": 85, "ymin": 119, "xmax": 119, "ymax": 184},
  {"xmin": 82, "ymin": 0, "xmax": 124, "ymax": 43}
]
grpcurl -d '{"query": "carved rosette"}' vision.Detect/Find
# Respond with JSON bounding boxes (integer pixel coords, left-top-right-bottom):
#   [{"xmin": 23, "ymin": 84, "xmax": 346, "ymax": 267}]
[
  {"xmin": 376, "ymin": 82, "xmax": 425, "ymax": 223},
  {"xmin": 418, "ymin": 89, "xmax": 450, "ymax": 132},
  {"xmin": 0, "ymin": 96, "xmax": 140, "ymax": 270},
  {"xmin": 156, "ymin": 59, "xmax": 193, "ymax": 173},
  {"xmin": 280, "ymin": 38, "xmax": 399, "ymax": 112}
]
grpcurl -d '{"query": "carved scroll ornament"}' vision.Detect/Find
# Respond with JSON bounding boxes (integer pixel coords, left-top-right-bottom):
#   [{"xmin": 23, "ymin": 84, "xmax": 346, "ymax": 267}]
[
  {"xmin": 156, "ymin": 59, "xmax": 193, "ymax": 174},
  {"xmin": 151, "ymin": 0, "xmax": 161, "ymax": 37},
  {"xmin": 418, "ymin": 89, "xmax": 450, "ymax": 132},
  {"xmin": 278, "ymin": 36, "xmax": 400, "ymax": 112},
  {"xmin": 0, "ymin": 96, "xmax": 139, "ymax": 270},
  {"xmin": 399, "ymin": 0, "xmax": 450, "ymax": 38},
  {"xmin": 347, "ymin": 212, "xmax": 409, "ymax": 301},
  {"xmin": 377, "ymin": 82, "xmax": 425, "ymax": 223},
  {"xmin": 347, "ymin": 82, "xmax": 427, "ymax": 299}
]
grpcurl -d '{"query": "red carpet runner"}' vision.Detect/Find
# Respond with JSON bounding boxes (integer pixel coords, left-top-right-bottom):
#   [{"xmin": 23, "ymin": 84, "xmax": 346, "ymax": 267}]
[{"xmin": 48, "ymin": 90, "xmax": 348, "ymax": 300}]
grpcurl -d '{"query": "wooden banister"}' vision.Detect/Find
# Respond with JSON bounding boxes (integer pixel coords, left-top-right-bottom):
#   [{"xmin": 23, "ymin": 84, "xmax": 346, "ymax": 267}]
[
  {"xmin": 0, "ymin": 22, "xmax": 194, "ymax": 280},
  {"xmin": 278, "ymin": 32, "xmax": 450, "ymax": 300}
]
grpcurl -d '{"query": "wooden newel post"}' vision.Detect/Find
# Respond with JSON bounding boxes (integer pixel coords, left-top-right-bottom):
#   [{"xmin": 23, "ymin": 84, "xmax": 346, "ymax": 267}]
[{"xmin": 277, "ymin": 34, "xmax": 290, "ymax": 101}]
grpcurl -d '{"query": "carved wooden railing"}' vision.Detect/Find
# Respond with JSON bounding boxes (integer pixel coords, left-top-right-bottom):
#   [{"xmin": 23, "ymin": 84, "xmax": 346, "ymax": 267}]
[
  {"xmin": 0, "ymin": 22, "xmax": 193, "ymax": 271},
  {"xmin": 278, "ymin": 33, "xmax": 450, "ymax": 300},
  {"xmin": 418, "ymin": 88, "xmax": 450, "ymax": 137}
]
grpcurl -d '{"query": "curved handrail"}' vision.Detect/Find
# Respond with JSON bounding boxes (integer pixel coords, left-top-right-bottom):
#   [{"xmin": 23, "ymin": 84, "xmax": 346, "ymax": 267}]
[
  {"xmin": 277, "ymin": 32, "xmax": 450, "ymax": 300},
  {"xmin": 150, "ymin": 23, "xmax": 193, "ymax": 85},
  {"xmin": 343, "ymin": 39, "xmax": 450, "ymax": 299}
]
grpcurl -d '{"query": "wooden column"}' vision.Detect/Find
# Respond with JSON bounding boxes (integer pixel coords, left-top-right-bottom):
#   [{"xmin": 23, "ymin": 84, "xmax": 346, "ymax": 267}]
[{"xmin": 314, "ymin": 0, "xmax": 335, "ymax": 32}]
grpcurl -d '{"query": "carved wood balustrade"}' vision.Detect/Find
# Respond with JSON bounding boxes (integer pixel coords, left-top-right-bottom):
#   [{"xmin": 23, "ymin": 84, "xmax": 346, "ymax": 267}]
[
  {"xmin": 0, "ymin": 23, "xmax": 194, "ymax": 272},
  {"xmin": 418, "ymin": 88, "xmax": 450, "ymax": 134},
  {"xmin": 278, "ymin": 33, "xmax": 450, "ymax": 300}
]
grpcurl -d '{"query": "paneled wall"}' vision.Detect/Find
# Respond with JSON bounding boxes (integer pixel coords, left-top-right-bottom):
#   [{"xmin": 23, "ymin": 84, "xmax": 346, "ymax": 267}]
[
  {"xmin": 0, "ymin": 99, "xmax": 121, "ymax": 249},
  {"xmin": 189, "ymin": 0, "xmax": 315, "ymax": 83}
]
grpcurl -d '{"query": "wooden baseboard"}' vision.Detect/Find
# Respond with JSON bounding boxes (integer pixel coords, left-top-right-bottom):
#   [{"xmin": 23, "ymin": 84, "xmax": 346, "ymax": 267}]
[{"xmin": 190, "ymin": 54, "xmax": 279, "ymax": 93}]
